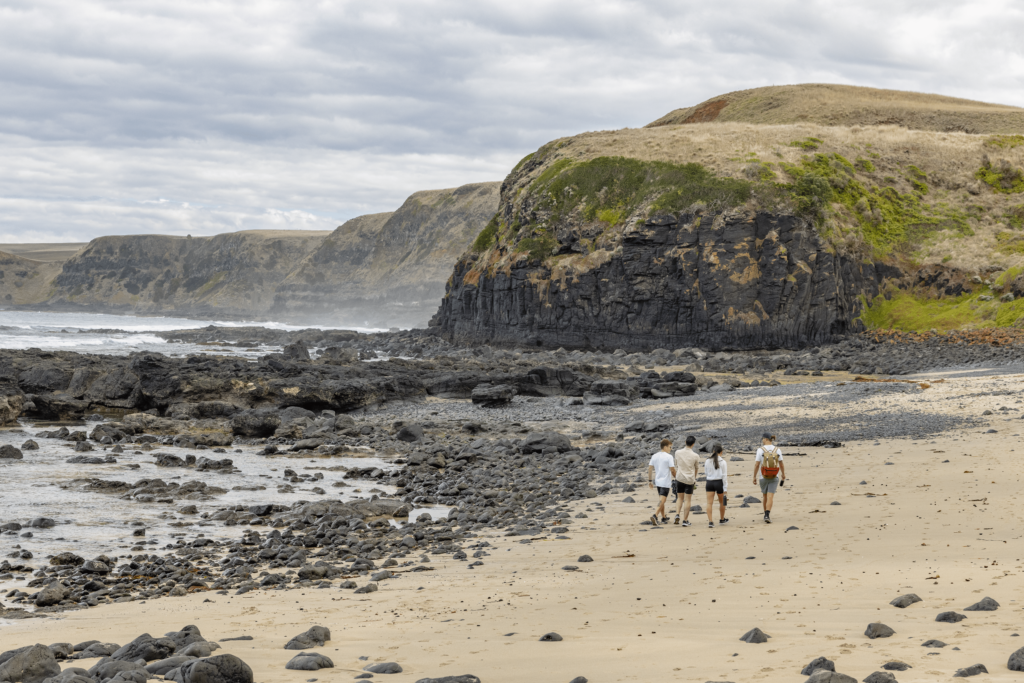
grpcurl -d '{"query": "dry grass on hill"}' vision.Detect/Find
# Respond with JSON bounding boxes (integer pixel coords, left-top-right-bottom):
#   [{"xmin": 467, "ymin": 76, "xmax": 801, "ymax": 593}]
[
  {"xmin": 524, "ymin": 121, "xmax": 1024, "ymax": 272},
  {"xmin": 647, "ymin": 83, "xmax": 1024, "ymax": 134}
]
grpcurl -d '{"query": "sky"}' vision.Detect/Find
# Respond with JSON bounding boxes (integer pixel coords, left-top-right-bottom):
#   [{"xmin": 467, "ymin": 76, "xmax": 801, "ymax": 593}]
[{"xmin": 1, "ymin": 0, "xmax": 1023, "ymax": 242}]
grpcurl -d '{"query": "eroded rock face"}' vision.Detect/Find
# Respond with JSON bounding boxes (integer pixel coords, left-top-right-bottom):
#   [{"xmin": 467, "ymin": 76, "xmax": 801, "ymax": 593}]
[{"xmin": 436, "ymin": 211, "xmax": 899, "ymax": 351}]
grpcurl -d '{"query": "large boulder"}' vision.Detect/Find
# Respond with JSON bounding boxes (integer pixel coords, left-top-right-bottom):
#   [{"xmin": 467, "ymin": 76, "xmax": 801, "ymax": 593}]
[
  {"xmin": 0, "ymin": 644, "xmax": 62, "ymax": 683},
  {"xmin": 171, "ymin": 654, "xmax": 253, "ymax": 683},
  {"xmin": 284, "ymin": 653, "xmax": 333, "ymax": 671},
  {"xmin": 0, "ymin": 445, "xmax": 24, "ymax": 460},
  {"xmin": 145, "ymin": 658, "xmax": 196, "ymax": 676},
  {"xmin": 87, "ymin": 659, "xmax": 146, "ymax": 682},
  {"xmin": 964, "ymin": 596, "xmax": 999, "ymax": 611},
  {"xmin": 34, "ymin": 582, "xmax": 69, "ymax": 607},
  {"xmin": 890, "ymin": 593, "xmax": 921, "ymax": 608},
  {"xmin": 229, "ymin": 409, "xmax": 281, "ymax": 437},
  {"xmin": 110, "ymin": 635, "xmax": 175, "ymax": 663},
  {"xmin": 864, "ymin": 622, "xmax": 895, "ymax": 639},
  {"xmin": 395, "ymin": 424, "xmax": 424, "ymax": 443},
  {"xmin": 804, "ymin": 672, "xmax": 856, "ymax": 683},
  {"xmin": 0, "ymin": 393, "xmax": 25, "ymax": 425},
  {"xmin": 470, "ymin": 384, "xmax": 516, "ymax": 408},
  {"xmin": 520, "ymin": 432, "xmax": 572, "ymax": 454},
  {"xmin": 284, "ymin": 627, "xmax": 331, "ymax": 650},
  {"xmin": 1009, "ymin": 646, "xmax": 1024, "ymax": 671}
]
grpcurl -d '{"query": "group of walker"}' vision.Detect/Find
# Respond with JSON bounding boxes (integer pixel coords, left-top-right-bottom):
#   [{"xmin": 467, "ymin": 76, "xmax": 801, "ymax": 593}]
[{"xmin": 646, "ymin": 433, "xmax": 785, "ymax": 528}]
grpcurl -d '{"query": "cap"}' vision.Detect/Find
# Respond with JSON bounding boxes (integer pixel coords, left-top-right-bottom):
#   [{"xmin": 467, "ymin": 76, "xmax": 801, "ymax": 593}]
[{"xmin": 762, "ymin": 432, "xmax": 774, "ymax": 440}]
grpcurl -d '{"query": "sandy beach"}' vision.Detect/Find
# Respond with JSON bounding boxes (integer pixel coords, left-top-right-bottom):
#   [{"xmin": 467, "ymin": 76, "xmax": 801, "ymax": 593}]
[{"xmin": 5, "ymin": 371, "xmax": 1024, "ymax": 682}]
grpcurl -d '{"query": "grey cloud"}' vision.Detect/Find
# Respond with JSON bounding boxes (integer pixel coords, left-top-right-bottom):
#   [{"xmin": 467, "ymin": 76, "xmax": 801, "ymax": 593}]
[{"xmin": 0, "ymin": 0, "xmax": 1023, "ymax": 241}]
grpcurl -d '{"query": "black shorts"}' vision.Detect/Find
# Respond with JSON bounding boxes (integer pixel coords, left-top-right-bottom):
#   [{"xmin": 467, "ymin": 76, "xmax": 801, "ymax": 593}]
[
  {"xmin": 705, "ymin": 480, "xmax": 724, "ymax": 494},
  {"xmin": 656, "ymin": 486, "xmax": 670, "ymax": 497},
  {"xmin": 673, "ymin": 482, "xmax": 695, "ymax": 495}
]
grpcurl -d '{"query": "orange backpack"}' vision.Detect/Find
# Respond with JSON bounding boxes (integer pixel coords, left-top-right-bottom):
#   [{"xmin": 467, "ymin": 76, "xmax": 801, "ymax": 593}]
[{"xmin": 760, "ymin": 445, "xmax": 781, "ymax": 478}]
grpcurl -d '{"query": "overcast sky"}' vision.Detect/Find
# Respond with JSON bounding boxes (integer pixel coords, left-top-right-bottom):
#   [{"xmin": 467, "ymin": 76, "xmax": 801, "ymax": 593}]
[{"xmin": 1, "ymin": 0, "xmax": 1023, "ymax": 242}]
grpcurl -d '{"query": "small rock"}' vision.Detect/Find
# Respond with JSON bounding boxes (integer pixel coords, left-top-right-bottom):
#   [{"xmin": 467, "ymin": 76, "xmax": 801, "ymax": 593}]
[
  {"xmin": 363, "ymin": 662, "xmax": 402, "ymax": 674},
  {"xmin": 864, "ymin": 623, "xmax": 895, "ymax": 639},
  {"xmin": 881, "ymin": 661, "xmax": 911, "ymax": 671},
  {"xmin": 577, "ymin": 555, "xmax": 593, "ymax": 563},
  {"xmin": 862, "ymin": 673, "xmax": 897, "ymax": 683},
  {"xmin": 952, "ymin": 664, "xmax": 988, "ymax": 677},
  {"xmin": 539, "ymin": 633, "xmax": 563, "ymax": 642},
  {"xmin": 285, "ymin": 626, "xmax": 331, "ymax": 650},
  {"xmin": 921, "ymin": 639, "xmax": 946, "ymax": 648},
  {"xmin": 936, "ymin": 611, "xmax": 966, "ymax": 623},
  {"xmin": 800, "ymin": 656, "xmax": 835, "ymax": 675},
  {"xmin": 1009, "ymin": 646, "xmax": 1024, "ymax": 671},
  {"xmin": 285, "ymin": 653, "xmax": 334, "ymax": 671},
  {"xmin": 964, "ymin": 596, "xmax": 999, "ymax": 611},
  {"xmin": 890, "ymin": 593, "xmax": 922, "ymax": 609},
  {"xmin": 804, "ymin": 672, "xmax": 856, "ymax": 683},
  {"xmin": 739, "ymin": 628, "xmax": 769, "ymax": 644}
]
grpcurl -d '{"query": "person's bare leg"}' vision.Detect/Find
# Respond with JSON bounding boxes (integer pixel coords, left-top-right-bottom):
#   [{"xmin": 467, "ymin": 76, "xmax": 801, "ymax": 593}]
[
  {"xmin": 718, "ymin": 493, "xmax": 727, "ymax": 521},
  {"xmin": 706, "ymin": 491, "xmax": 715, "ymax": 524},
  {"xmin": 764, "ymin": 492, "xmax": 774, "ymax": 512},
  {"xmin": 656, "ymin": 495, "xmax": 667, "ymax": 519},
  {"xmin": 683, "ymin": 494, "xmax": 692, "ymax": 521},
  {"xmin": 675, "ymin": 494, "xmax": 684, "ymax": 517}
]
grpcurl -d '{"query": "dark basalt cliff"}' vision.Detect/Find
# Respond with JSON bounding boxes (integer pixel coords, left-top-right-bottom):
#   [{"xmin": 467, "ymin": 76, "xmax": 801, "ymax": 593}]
[
  {"xmin": 435, "ymin": 209, "xmax": 899, "ymax": 350},
  {"xmin": 270, "ymin": 182, "xmax": 500, "ymax": 328}
]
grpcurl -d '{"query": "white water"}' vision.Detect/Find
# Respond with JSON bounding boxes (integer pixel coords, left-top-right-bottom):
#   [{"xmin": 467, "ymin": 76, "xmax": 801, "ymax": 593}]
[{"xmin": 0, "ymin": 310, "xmax": 385, "ymax": 357}]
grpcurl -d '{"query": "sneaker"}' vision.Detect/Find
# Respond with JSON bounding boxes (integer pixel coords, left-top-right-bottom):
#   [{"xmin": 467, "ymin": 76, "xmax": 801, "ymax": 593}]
[
  {"xmin": 764, "ymin": 514, "xmax": 771, "ymax": 524},
  {"xmin": 650, "ymin": 515, "xmax": 659, "ymax": 526},
  {"xmin": 661, "ymin": 516, "xmax": 670, "ymax": 524},
  {"xmin": 673, "ymin": 516, "xmax": 680, "ymax": 525},
  {"xmin": 681, "ymin": 520, "xmax": 691, "ymax": 527},
  {"xmin": 719, "ymin": 518, "xmax": 729, "ymax": 524},
  {"xmin": 708, "ymin": 522, "xmax": 714, "ymax": 528}
]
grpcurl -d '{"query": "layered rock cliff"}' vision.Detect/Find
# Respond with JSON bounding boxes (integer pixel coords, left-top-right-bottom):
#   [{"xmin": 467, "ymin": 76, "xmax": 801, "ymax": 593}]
[
  {"xmin": 44, "ymin": 231, "xmax": 330, "ymax": 319},
  {"xmin": 270, "ymin": 182, "xmax": 500, "ymax": 327},
  {"xmin": 435, "ymin": 207, "xmax": 899, "ymax": 350},
  {"xmin": 0, "ymin": 251, "xmax": 64, "ymax": 306}
]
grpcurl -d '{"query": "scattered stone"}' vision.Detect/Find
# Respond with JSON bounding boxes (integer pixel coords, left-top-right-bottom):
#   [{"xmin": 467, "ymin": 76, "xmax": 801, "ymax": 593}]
[
  {"xmin": 412, "ymin": 677, "xmax": 480, "ymax": 683},
  {"xmin": 921, "ymin": 639, "xmax": 946, "ymax": 648},
  {"xmin": 539, "ymin": 633, "xmax": 563, "ymax": 642},
  {"xmin": 890, "ymin": 594, "xmax": 921, "ymax": 608},
  {"xmin": 363, "ymin": 663, "xmax": 402, "ymax": 674},
  {"xmin": 804, "ymin": 672, "xmax": 856, "ymax": 683},
  {"xmin": 739, "ymin": 628, "xmax": 769, "ymax": 644},
  {"xmin": 952, "ymin": 664, "xmax": 988, "ymax": 677},
  {"xmin": 1009, "ymin": 646, "xmax": 1024, "ymax": 671},
  {"xmin": 936, "ymin": 611, "xmax": 966, "ymax": 623},
  {"xmin": 470, "ymin": 384, "xmax": 517, "ymax": 407},
  {"xmin": 173, "ymin": 654, "xmax": 253, "ymax": 683},
  {"xmin": 800, "ymin": 656, "xmax": 835, "ymax": 675},
  {"xmin": 285, "ymin": 653, "xmax": 334, "ymax": 671},
  {"xmin": 0, "ymin": 445, "xmax": 24, "ymax": 460},
  {"xmin": 578, "ymin": 555, "xmax": 593, "ymax": 562},
  {"xmin": 0, "ymin": 644, "xmax": 61, "ymax": 683},
  {"xmin": 862, "ymin": 673, "xmax": 897, "ymax": 683},
  {"xmin": 964, "ymin": 596, "xmax": 999, "ymax": 611},
  {"xmin": 285, "ymin": 627, "xmax": 331, "ymax": 651},
  {"xmin": 881, "ymin": 662, "xmax": 911, "ymax": 671},
  {"xmin": 864, "ymin": 623, "xmax": 895, "ymax": 639}
]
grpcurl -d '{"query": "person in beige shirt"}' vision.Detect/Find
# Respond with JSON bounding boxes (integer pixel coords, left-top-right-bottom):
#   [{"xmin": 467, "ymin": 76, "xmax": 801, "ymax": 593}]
[{"xmin": 672, "ymin": 435, "xmax": 700, "ymax": 527}]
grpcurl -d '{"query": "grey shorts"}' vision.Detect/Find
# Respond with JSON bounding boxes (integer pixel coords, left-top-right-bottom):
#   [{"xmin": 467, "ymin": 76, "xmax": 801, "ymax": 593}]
[{"xmin": 759, "ymin": 477, "xmax": 779, "ymax": 494}]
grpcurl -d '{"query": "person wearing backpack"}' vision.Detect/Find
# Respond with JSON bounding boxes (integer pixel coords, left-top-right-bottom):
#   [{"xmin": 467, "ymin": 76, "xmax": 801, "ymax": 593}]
[
  {"xmin": 752, "ymin": 433, "xmax": 785, "ymax": 524},
  {"xmin": 704, "ymin": 443, "xmax": 729, "ymax": 528}
]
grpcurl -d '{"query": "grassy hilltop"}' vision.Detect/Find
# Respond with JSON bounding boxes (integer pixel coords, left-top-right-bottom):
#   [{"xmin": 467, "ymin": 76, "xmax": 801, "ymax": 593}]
[{"xmin": 465, "ymin": 84, "xmax": 1024, "ymax": 332}]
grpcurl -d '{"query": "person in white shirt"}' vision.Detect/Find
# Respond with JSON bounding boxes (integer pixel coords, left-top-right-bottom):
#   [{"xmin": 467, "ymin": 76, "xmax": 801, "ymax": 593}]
[
  {"xmin": 647, "ymin": 438, "xmax": 677, "ymax": 526},
  {"xmin": 704, "ymin": 443, "xmax": 728, "ymax": 529},
  {"xmin": 752, "ymin": 432, "xmax": 786, "ymax": 524},
  {"xmin": 672, "ymin": 435, "xmax": 700, "ymax": 527}
]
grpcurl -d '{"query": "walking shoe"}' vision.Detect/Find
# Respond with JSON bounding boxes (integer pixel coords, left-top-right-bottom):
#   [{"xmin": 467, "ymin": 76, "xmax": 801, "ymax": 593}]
[
  {"xmin": 650, "ymin": 515, "xmax": 659, "ymax": 526},
  {"xmin": 719, "ymin": 518, "xmax": 729, "ymax": 524},
  {"xmin": 661, "ymin": 516, "xmax": 670, "ymax": 524},
  {"xmin": 681, "ymin": 520, "xmax": 691, "ymax": 527},
  {"xmin": 708, "ymin": 522, "xmax": 714, "ymax": 528},
  {"xmin": 764, "ymin": 514, "xmax": 771, "ymax": 524},
  {"xmin": 673, "ymin": 516, "xmax": 680, "ymax": 525}
]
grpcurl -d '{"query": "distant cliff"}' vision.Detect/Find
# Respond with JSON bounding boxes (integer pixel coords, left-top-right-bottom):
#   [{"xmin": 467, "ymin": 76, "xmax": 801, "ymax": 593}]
[
  {"xmin": 270, "ymin": 182, "xmax": 500, "ymax": 327},
  {"xmin": 9, "ymin": 181, "xmax": 499, "ymax": 327},
  {"xmin": 44, "ymin": 230, "xmax": 330, "ymax": 319}
]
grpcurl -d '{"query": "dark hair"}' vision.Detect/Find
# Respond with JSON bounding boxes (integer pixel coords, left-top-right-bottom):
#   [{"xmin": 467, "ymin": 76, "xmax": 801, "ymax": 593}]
[
  {"xmin": 685, "ymin": 435, "xmax": 696, "ymax": 447},
  {"xmin": 661, "ymin": 438, "xmax": 672, "ymax": 449},
  {"xmin": 711, "ymin": 443, "xmax": 723, "ymax": 469}
]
